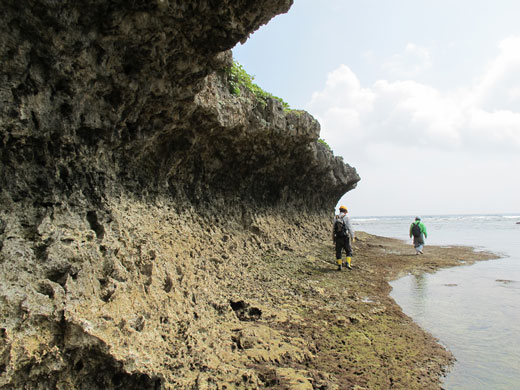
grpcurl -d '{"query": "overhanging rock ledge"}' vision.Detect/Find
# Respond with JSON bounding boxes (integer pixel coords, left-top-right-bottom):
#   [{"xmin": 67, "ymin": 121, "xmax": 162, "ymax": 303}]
[{"xmin": 0, "ymin": 1, "xmax": 359, "ymax": 388}]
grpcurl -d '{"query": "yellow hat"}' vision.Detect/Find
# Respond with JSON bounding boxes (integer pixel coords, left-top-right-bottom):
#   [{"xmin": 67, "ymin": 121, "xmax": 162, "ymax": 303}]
[{"xmin": 339, "ymin": 205, "xmax": 347, "ymax": 212}]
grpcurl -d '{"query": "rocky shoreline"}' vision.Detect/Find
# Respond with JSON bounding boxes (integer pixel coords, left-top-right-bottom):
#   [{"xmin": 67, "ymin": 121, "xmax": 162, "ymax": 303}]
[
  {"xmin": 231, "ymin": 230, "xmax": 497, "ymax": 390},
  {"xmin": 0, "ymin": 1, "xmax": 498, "ymax": 388},
  {"xmin": 0, "ymin": 197, "xmax": 497, "ymax": 389}
]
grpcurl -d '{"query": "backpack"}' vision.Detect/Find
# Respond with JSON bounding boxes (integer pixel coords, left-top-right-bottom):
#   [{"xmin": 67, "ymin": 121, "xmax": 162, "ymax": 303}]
[
  {"xmin": 334, "ymin": 217, "xmax": 347, "ymax": 238},
  {"xmin": 411, "ymin": 222, "xmax": 422, "ymax": 238}
]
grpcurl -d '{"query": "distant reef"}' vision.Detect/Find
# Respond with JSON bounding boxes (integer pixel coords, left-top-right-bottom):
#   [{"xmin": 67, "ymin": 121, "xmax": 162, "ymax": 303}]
[{"xmin": 0, "ymin": 1, "xmax": 359, "ymax": 389}]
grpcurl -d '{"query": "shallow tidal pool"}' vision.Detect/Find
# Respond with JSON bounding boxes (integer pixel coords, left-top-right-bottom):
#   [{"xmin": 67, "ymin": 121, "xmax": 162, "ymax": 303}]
[{"xmin": 390, "ymin": 258, "xmax": 520, "ymax": 390}]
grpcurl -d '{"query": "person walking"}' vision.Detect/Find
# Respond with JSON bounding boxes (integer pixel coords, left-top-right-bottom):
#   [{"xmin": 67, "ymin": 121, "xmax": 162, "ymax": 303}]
[
  {"xmin": 409, "ymin": 216, "xmax": 427, "ymax": 255},
  {"xmin": 333, "ymin": 205, "xmax": 355, "ymax": 270}
]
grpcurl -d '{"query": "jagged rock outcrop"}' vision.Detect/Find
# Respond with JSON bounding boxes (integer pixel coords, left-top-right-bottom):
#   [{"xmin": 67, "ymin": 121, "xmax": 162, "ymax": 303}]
[
  {"xmin": 0, "ymin": 1, "xmax": 359, "ymax": 389},
  {"xmin": 1, "ymin": 0, "xmax": 357, "ymax": 210}
]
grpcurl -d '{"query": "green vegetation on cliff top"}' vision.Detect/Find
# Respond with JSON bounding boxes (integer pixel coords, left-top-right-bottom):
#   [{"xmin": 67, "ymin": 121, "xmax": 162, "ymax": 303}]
[
  {"xmin": 227, "ymin": 60, "xmax": 331, "ymax": 150},
  {"xmin": 227, "ymin": 60, "xmax": 290, "ymax": 110},
  {"xmin": 317, "ymin": 138, "xmax": 331, "ymax": 150}
]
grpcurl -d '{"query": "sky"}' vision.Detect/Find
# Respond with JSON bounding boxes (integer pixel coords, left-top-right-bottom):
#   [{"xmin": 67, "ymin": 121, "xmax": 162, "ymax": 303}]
[{"xmin": 232, "ymin": 0, "xmax": 520, "ymax": 217}]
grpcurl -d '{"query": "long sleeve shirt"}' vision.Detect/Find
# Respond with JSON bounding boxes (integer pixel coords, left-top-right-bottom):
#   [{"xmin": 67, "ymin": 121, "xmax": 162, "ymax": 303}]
[
  {"xmin": 333, "ymin": 212, "xmax": 355, "ymax": 240},
  {"xmin": 409, "ymin": 221, "xmax": 427, "ymax": 238}
]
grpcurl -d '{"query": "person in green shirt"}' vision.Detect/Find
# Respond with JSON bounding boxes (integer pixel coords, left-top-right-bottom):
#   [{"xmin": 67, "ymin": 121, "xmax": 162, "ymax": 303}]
[{"xmin": 409, "ymin": 216, "xmax": 427, "ymax": 255}]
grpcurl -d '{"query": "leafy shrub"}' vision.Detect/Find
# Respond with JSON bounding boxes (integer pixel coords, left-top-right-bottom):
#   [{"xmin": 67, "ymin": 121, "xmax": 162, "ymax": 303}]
[
  {"xmin": 226, "ymin": 61, "xmax": 290, "ymax": 109},
  {"xmin": 318, "ymin": 138, "xmax": 331, "ymax": 150}
]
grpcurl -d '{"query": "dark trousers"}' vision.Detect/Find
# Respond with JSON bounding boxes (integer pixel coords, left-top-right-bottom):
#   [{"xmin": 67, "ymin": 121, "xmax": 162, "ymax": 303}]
[{"xmin": 335, "ymin": 236, "xmax": 352, "ymax": 259}]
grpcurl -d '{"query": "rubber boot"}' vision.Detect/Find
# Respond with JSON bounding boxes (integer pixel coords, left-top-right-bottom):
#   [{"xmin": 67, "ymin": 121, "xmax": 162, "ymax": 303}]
[
  {"xmin": 336, "ymin": 259, "xmax": 342, "ymax": 271},
  {"xmin": 345, "ymin": 257, "xmax": 352, "ymax": 269}
]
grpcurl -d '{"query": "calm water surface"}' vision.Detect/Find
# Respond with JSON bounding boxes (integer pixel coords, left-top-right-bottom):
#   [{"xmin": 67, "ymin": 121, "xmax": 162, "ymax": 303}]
[{"xmin": 352, "ymin": 215, "xmax": 520, "ymax": 390}]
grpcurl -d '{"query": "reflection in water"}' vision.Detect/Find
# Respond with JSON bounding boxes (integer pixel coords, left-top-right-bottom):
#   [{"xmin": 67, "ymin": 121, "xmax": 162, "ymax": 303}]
[
  {"xmin": 411, "ymin": 273, "xmax": 427, "ymax": 318},
  {"xmin": 391, "ymin": 259, "xmax": 520, "ymax": 390}
]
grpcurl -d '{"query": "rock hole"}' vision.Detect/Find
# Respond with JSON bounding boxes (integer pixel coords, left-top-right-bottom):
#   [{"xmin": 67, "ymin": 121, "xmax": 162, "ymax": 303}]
[
  {"xmin": 60, "ymin": 103, "xmax": 73, "ymax": 117},
  {"xmin": 86, "ymin": 211, "xmax": 104, "ymax": 240},
  {"xmin": 248, "ymin": 307, "xmax": 262, "ymax": 318},
  {"xmin": 34, "ymin": 243, "xmax": 49, "ymax": 262},
  {"xmin": 230, "ymin": 300, "xmax": 246, "ymax": 312},
  {"xmin": 163, "ymin": 275, "xmax": 173, "ymax": 293},
  {"xmin": 111, "ymin": 372, "xmax": 161, "ymax": 389},
  {"xmin": 230, "ymin": 300, "xmax": 262, "ymax": 321},
  {"xmin": 31, "ymin": 110, "xmax": 40, "ymax": 130},
  {"xmin": 47, "ymin": 264, "xmax": 71, "ymax": 287},
  {"xmin": 99, "ymin": 278, "xmax": 116, "ymax": 302},
  {"xmin": 37, "ymin": 283, "xmax": 54, "ymax": 298},
  {"xmin": 74, "ymin": 359, "xmax": 84, "ymax": 372},
  {"xmin": 257, "ymin": 369, "xmax": 279, "ymax": 387}
]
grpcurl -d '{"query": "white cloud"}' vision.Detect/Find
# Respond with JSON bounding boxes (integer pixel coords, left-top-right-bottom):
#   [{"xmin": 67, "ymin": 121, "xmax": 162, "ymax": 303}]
[
  {"xmin": 381, "ymin": 43, "xmax": 432, "ymax": 79},
  {"xmin": 307, "ymin": 37, "xmax": 520, "ymax": 215},
  {"xmin": 370, "ymin": 79, "xmax": 463, "ymax": 147},
  {"xmin": 471, "ymin": 36, "xmax": 520, "ymax": 111},
  {"xmin": 310, "ymin": 65, "xmax": 375, "ymax": 113},
  {"xmin": 307, "ymin": 38, "xmax": 520, "ymax": 155}
]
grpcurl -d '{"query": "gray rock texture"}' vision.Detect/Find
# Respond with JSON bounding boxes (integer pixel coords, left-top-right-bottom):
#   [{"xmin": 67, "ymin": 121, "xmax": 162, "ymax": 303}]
[{"xmin": 0, "ymin": 1, "xmax": 359, "ymax": 388}]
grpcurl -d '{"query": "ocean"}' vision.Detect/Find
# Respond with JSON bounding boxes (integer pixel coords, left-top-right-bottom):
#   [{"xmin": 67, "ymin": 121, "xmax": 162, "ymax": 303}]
[{"xmin": 351, "ymin": 214, "xmax": 520, "ymax": 390}]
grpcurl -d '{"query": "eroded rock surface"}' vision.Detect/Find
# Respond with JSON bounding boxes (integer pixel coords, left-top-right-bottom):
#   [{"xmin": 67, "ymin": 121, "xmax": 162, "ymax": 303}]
[{"xmin": 1, "ymin": 1, "xmax": 359, "ymax": 389}]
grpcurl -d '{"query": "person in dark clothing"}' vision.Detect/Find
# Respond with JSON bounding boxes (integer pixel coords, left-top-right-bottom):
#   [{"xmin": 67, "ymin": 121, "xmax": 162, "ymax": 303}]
[{"xmin": 333, "ymin": 205, "xmax": 356, "ymax": 270}]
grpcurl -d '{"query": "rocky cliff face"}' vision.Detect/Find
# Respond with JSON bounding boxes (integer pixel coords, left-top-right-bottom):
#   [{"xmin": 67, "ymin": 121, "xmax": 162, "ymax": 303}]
[{"xmin": 0, "ymin": 1, "xmax": 359, "ymax": 388}]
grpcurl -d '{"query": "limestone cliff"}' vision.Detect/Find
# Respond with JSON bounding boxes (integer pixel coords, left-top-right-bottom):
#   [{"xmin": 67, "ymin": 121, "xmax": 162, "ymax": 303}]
[{"xmin": 0, "ymin": 1, "xmax": 359, "ymax": 389}]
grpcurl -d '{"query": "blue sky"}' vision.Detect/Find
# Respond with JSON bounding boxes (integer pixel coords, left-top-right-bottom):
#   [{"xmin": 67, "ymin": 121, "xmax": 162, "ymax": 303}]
[{"xmin": 233, "ymin": 0, "xmax": 520, "ymax": 216}]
